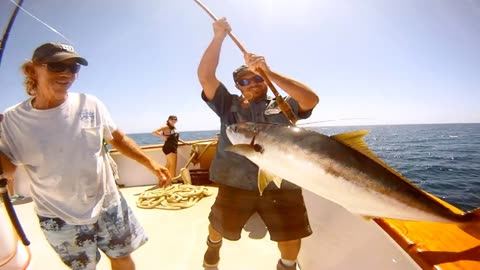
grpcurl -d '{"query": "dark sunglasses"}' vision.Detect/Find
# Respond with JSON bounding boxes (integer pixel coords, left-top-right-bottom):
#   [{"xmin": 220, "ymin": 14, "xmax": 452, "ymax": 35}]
[
  {"xmin": 43, "ymin": 62, "xmax": 81, "ymax": 74},
  {"xmin": 236, "ymin": 75, "xmax": 264, "ymax": 87}
]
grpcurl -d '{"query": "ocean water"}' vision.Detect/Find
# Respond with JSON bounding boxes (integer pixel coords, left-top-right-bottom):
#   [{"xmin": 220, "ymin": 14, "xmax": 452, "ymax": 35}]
[{"xmin": 129, "ymin": 123, "xmax": 480, "ymax": 211}]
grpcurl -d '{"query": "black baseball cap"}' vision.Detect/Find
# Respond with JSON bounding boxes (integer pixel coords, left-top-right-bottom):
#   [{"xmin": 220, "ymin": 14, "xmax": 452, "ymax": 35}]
[
  {"xmin": 232, "ymin": 65, "xmax": 253, "ymax": 82},
  {"xmin": 32, "ymin": 42, "xmax": 88, "ymax": 65},
  {"xmin": 168, "ymin": 115, "xmax": 178, "ymax": 120}
]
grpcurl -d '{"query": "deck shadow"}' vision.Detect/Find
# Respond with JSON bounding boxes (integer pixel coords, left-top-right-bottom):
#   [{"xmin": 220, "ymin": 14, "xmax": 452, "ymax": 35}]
[
  {"xmin": 12, "ymin": 197, "xmax": 33, "ymax": 205},
  {"xmin": 419, "ymin": 245, "xmax": 480, "ymax": 265},
  {"xmin": 243, "ymin": 213, "xmax": 268, "ymax": 239}
]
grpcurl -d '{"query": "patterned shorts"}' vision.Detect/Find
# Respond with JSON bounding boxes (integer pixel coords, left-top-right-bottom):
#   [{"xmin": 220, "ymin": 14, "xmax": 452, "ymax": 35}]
[{"xmin": 38, "ymin": 195, "xmax": 148, "ymax": 270}]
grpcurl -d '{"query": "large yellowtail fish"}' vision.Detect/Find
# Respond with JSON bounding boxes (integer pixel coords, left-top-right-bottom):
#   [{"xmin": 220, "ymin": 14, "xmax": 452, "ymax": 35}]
[{"xmin": 225, "ymin": 122, "xmax": 480, "ymax": 224}]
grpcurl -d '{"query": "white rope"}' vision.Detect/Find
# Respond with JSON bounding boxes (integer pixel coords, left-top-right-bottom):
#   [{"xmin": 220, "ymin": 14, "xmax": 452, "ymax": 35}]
[{"xmin": 137, "ymin": 184, "xmax": 213, "ymax": 210}]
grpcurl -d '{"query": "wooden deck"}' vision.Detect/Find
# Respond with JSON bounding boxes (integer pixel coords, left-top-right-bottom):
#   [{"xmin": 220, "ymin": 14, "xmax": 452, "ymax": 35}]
[
  {"xmin": 8, "ymin": 186, "xmax": 280, "ymax": 270},
  {"xmin": 2, "ymin": 139, "xmax": 423, "ymax": 270},
  {"xmin": 3, "ymin": 185, "xmax": 422, "ymax": 270}
]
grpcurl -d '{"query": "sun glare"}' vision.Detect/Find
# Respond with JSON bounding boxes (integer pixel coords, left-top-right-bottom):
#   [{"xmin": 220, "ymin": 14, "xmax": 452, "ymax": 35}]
[{"xmin": 261, "ymin": 0, "xmax": 320, "ymax": 26}]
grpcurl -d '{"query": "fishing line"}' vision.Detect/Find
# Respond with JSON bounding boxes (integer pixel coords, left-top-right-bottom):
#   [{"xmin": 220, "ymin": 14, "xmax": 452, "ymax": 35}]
[
  {"xmin": 8, "ymin": 0, "xmax": 74, "ymax": 44},
  {"xmin": 298, "ymin": 117, "xmax": 374, "ymax": 126}
]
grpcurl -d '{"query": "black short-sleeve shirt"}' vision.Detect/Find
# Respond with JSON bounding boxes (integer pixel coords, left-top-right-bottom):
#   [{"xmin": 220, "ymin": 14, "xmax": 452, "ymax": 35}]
[{"xmin": 202, "ymin": 82, "xmax": 313, "ymax": 191}]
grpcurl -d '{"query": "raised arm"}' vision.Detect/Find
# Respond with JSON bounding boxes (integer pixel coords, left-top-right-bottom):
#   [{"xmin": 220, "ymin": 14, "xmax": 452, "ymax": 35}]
[
  {"xmin": 152, "ymin": 126, "xmax": 168, "ymax": 141},
  {"xmin": 108, "ymin": 129, "xmax": 171, "ymax": 186},
  {"xmin": 197, "ymin": 17, "xmax": 231, "ymax": 100}
]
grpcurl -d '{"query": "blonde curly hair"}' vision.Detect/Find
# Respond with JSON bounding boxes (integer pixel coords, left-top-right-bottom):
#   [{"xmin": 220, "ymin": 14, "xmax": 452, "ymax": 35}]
[{"xmin": 21, "ymin": 61, "xmax": 38, "ymax": 96}]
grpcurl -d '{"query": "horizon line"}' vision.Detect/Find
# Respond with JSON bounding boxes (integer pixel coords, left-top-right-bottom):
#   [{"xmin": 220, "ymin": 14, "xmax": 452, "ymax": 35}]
[{"xmin": 127, "ymin": 122, "xmax": 480, "ymax": 135}]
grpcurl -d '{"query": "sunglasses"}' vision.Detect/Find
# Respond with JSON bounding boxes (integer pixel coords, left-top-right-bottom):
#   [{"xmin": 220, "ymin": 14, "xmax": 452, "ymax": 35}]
[
  {"xmin": 236, "ymin": 75, "xmax": 264, "ymax": 87},
  {"xmin": 43, "ymin": 62, "xmax": 81, "ymax": 74}
]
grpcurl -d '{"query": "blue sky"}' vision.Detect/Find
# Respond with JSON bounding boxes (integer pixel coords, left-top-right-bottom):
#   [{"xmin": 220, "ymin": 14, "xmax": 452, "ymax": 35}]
[{"xmin": 1, "ymin": 0, "xmax": 479, "ymax": 133}]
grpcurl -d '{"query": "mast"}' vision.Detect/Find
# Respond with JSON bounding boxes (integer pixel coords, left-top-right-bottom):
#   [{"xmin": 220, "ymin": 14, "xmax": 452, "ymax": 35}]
[{"xmin": 0, "ymin": 0, "xmax": 25, "ymax": 66}]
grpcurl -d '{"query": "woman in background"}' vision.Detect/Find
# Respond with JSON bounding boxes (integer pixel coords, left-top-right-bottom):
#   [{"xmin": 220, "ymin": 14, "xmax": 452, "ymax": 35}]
[{"xmin": 152, "ymin": 115, "xmax": 188, "ymax": 178}]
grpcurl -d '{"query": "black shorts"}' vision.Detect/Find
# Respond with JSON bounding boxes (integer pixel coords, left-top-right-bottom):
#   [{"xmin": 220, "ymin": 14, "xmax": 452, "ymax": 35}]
[
  {"xmin": 208, "ymin": 184, "xmax": 312, "ymax": 242},
  {"xmin": 162, "ymin": 145, "xmax": 177, "ymax": 155}
]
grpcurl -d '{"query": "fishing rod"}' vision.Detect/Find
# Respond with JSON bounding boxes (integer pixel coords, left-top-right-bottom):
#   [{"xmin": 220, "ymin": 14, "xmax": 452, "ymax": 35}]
[
  {"xmin": 193, "ymin": 0, "xmax": 297, "ymax": 125},
  {"xmin": 0, "ymin": 0, "xmax": 24, "ymax": 66},
  {"xmin": 0, "ymin": 164, "xmax": 30, "ymax": 246},
  {"xmin": 1, "ymin": 0, "xmax": 74, "ymax": 67}
]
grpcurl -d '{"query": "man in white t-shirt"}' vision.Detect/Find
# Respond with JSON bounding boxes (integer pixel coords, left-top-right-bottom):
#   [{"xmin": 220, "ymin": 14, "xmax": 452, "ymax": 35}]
[{"xmin": 0, "ymin": 42, "xmax": 171, "ymax": 270}]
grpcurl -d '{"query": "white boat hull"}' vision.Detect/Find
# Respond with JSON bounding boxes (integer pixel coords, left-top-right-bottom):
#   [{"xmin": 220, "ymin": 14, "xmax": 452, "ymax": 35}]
[
  {"xmin": 0, "ymin": 204, "xmax": 30, "ymax": 270},
  {"xmin": 110, "ymin": 140, "xmax": 216, "ymax": 187},
  {"xmin": 300, "ymin": 189, "xmax": 420, "ymax": 269}
]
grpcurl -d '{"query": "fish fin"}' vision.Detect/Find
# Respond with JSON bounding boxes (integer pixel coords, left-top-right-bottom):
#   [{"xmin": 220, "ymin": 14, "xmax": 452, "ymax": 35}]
[
  {"xmin": 272, "ymin": 175, "xmax": 283, "ymax": 188},
  {"xmin": 472, "ymin": 208, "xmax": 480, "ymax": 219},
  {"xmin": 258, "ymin": 169, "xmax": 283, "ymax": 195},
  {"xmin": 331, "ymin": 130, "xmax": 421, "ymax": 191},
  {"xmin": 360, "ymin": 215, "xmax": 375, "ymax": 221},
  {"xmin": 331, "ymin": 130, "xmax": 377, "ymax": 159},
  {"xmin": 463, "ymin": 207, "xmax": 480, "ymax": 222},
  {"xmin": 331, "ymin": 130, "xmax": 393, "ymax": 173},
  {"xmin": 225, "ymin": 144, "xmax": 255, "ymax": 156}
]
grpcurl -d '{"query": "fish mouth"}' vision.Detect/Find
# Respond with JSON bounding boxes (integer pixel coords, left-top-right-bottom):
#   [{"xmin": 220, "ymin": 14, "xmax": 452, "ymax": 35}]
[
  {"xmin": 226, "ymin": 122, "xmax": 258, "ymax": 145},
  {"xmin": 226, "ymin": 123, "xmax": 267, "ymax": 158}
]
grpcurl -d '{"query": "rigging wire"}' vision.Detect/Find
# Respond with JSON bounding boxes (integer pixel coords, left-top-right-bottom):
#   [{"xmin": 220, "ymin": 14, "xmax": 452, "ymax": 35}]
[{"xmin": 8, "ymin": 0, "xmax": 75, "ymax": 44}]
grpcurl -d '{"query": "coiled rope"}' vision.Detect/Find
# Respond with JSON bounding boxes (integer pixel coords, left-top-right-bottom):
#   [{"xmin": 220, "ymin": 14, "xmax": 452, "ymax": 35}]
[
  {"xmin": 136, "ymin": 139, "xmax": 217, "ymax": 210},
  {"xmin": 136, "ymin": 184, "xmax": 213, "ymax": 210}
]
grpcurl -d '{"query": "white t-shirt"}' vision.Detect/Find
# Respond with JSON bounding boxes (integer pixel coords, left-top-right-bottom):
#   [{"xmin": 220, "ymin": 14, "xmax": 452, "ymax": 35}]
[{"xmin": 0, "ymin": 93, "xmax": 120, "ymax": 225}]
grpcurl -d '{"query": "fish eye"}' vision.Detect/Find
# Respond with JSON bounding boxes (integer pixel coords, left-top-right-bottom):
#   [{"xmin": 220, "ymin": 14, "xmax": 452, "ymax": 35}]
[{"xmin": 253, "ymin": 144, "xmax": 264, "ymax": 153}]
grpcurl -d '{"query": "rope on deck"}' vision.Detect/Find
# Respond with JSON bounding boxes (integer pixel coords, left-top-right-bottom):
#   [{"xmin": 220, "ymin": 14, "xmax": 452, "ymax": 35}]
[
  {"xmin": 171, "ymin": 140, "xmax": 216, "ymax": 183},
  {"xmin": 136, "ymin": 184, "xmax": 213, "ymax": 210}
]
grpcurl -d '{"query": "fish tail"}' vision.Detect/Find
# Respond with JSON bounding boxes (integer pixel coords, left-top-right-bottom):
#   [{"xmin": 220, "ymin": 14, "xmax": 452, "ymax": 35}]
[
  {"xmin": 458, "ymin": 208, "xmax": 480, "ymax": 240},
  {"xmin": 463, "ymin": 207, "xmax": 480, "ymax": 222}
]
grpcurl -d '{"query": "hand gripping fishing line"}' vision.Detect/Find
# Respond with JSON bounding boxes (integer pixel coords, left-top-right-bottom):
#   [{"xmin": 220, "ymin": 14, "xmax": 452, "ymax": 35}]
[{"xmin": 194, "ymin": 0, "xmax": 297, "ymax": 125}]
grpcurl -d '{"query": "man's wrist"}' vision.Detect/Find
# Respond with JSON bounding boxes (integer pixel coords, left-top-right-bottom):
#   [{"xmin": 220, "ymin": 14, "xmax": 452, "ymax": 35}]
[{"xmin": 212, "ymin": 34, "xmax": 226, "ymax": 42}]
